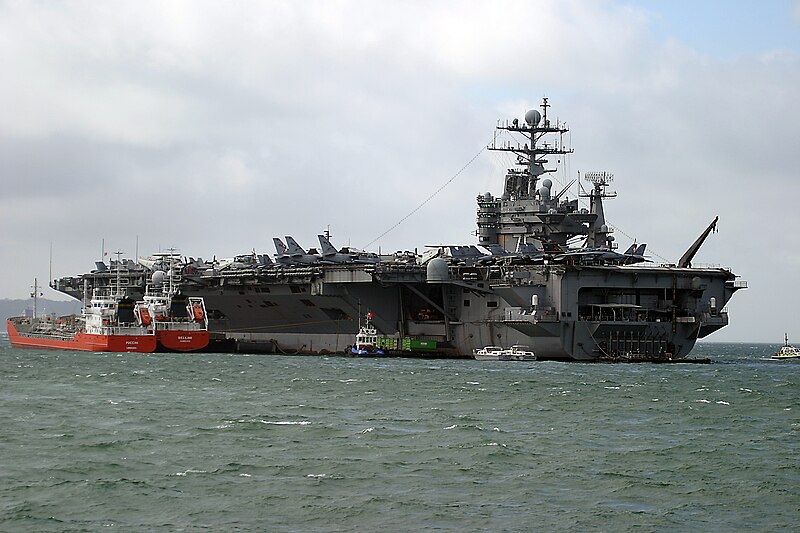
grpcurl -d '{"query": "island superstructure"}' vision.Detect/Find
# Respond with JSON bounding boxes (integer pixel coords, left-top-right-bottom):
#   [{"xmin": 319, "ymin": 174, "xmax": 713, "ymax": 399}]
[{"xmin": 51, "ymin": 98, "xmax": 746, "ymax": 360}]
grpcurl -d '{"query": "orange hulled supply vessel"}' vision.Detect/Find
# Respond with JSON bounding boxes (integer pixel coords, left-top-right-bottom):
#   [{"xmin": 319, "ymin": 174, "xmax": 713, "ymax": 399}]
[
  {"xmin": 6, "ymin": 278, "xmax": 156, "ymax": 353},
  {"xmin": 139, "ymin": 265, "xmax": 209, "ymax": 352}
]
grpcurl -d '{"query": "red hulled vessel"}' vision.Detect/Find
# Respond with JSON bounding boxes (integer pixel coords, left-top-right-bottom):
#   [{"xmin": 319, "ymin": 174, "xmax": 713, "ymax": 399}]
[
  {"xmin": 6, "ymin": 279, "xmax": 156, "ymax": 353},
  {"xmin": 139, "ymin": 264, "xmax": 210, "ymax": 353}
]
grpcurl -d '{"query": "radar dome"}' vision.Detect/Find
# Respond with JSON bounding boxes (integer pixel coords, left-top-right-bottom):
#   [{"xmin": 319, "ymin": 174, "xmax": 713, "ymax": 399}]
[
  {"xmin": 541, "ymin": 178, "xmax": 553, "ymax": 189},
  {"xmin": 426, "ymin": 257, "xmax": 449, "ymax": 282},
  {"xmin": 539, "ymin": 186, "xmax": 551, "ymax": 200},
  {"xmin": 525, "ymin": 109, "xmax": 541, "ymax": 126},
  {"xmin": 151, "ymin": 270, "xmax": 166, "ymax": 285}
]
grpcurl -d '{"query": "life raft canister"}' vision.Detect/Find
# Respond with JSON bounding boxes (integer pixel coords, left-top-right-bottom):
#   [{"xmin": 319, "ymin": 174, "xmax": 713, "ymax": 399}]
[
  {"xmin": 192, "ymin": 302, "xmax": 205, "ymax": 322},
  {"xmin": 139, "ymin": 307, "xmax": 152, "ymax": 326}
]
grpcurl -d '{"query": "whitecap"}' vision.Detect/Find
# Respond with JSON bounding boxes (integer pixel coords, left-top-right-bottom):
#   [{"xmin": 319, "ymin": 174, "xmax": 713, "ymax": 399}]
[
  {"xmin": 467, "ymin": 381, "xmax": 480, "ymax": 385},
  {"xmin": 716, "ymin": 401, "xmax": 730, "ymax": 405},
  {"xmin": 260, "ymin": 420, "xmax": 310, "ymax": 425},
  {"xmin": 696, "ymin": 399, "xmax": 711, "ymax": 403},
  {"xmin": 239, "ymin": 473, "xmax": 252, "ymax": 477},
  {"xmin": 604, "ymin": 386, "xmax": 620, "ymax": 390},
  {"xmin": 492, "ymin": 427, "xmax": 500, "ymax": 432},
  {"xmin": 306, "ymin": 474, "xmax": 327, "ymax": 479},
  {"xmin": 211, "ymin": 377, "xmax": 222, "ymax": 382},
  {"xmin": 175, "ymin": 468, "xmax": 207, "ymax": 476},
  {"xmin": 651, "ymin": 398, "xmax": 659, "ymax": 402},
  {"xmin": 444, "ymin": 424, "xmax": 458, "ymax": 430},
  {"xmin": 360, "ymin": 427, "xmax": 374, "ymax": 434}
]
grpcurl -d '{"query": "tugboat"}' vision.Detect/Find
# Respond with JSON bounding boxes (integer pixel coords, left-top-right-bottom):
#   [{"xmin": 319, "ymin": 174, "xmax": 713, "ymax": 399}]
[
  {"xmin": 6, "ymin": 278, "xmax": 156, "ymax": 353},
  {"xmin": 772, "ymin": 333, "xmax": 800, "ymax": 360},
  {"xmin": 348, "ymin": 313, "xmax": 385, "ymax": 356},
  {"xmin": 140, "ymin": 269, "xmax": 209, "ymax": 353}
]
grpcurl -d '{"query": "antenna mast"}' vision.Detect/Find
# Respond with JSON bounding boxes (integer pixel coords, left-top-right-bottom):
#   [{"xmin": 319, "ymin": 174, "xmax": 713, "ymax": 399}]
[{"xmin": 114, "ymin": 251, "xmax": 123, "ymax": 299}]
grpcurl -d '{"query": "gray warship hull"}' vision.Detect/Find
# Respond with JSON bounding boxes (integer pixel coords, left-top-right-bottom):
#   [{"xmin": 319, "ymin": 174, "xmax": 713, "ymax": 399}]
[
  {"xmin": 50, "ymin": 98, "xmax": 745, "ymax": 360},
  {"xmin": 53, "ymin": 260, "xmax": 743, "ymax": 360}
]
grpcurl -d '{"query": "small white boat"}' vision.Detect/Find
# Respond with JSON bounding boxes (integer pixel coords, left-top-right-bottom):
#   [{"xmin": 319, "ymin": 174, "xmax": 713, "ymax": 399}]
[
  {"xmin": 772, "ymin": 333, "xmax": 800, "ymax": 360},
  {"xmin": 504, "ymin": 345, "xmax": 536, "ymax": 361},
  {"xmin": 473, "ymin": 345, "xmax": 536, "ymax": 361},
  {"xmin": 473, "ymin": 345, "xmax": 504, "ymax": 360}
]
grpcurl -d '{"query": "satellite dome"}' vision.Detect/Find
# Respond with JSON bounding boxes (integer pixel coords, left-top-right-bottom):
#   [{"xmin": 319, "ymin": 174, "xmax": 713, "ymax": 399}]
[
  {"xmin": 541, "ymin": 178, "xmax": 553, "ymax": 189},
  {"xmin": 539, "ymin": 186, "xmax": 551, "ymax": 200},
  {"xmin": 151, "ymin": 270, "xmax": 166, "ymax": 285},
  {"xmin": 525, "ymin": 109, "xmax": 542, "ymax": 126},
  {"xmin": 426, "ymin": 257, "xmax": 449, "ymax": 282}
]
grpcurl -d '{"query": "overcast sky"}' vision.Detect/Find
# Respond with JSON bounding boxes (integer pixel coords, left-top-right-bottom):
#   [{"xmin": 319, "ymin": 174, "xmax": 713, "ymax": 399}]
[{"xmin": 2, "ymin": 0, "xmax": 798, "ymax": 342}]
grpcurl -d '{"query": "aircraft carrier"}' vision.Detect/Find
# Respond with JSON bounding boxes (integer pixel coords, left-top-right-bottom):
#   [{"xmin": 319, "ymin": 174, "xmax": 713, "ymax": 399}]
[{"xmin": 51, "ymin": 98, "xmax": 747, "ymax": 360}]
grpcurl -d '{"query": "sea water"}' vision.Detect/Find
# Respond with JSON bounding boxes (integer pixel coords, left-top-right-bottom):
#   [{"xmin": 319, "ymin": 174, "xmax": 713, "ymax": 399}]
[{"xmin": 1, "ymin": 341, "xmax": 797, "ymax": 532}]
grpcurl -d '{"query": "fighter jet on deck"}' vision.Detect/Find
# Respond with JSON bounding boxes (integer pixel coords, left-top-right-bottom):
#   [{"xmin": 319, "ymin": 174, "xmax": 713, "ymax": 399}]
[{"xmin": 273, "ymin": 237, "xmax": 320, "ymax": 265}]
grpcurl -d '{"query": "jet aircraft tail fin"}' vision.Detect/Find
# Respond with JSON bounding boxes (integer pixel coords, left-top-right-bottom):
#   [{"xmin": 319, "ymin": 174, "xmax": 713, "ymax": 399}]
[
  {"xmin": 273, "ymin": 238, "xmax": 288, "ymax": 256},
  {"xmin": 284, "ymin": 236, "xmax": 306, "ymax": 255},
  {"xmin": 317, "ymin": 234, "xmax": 338, "ymax": 256}
]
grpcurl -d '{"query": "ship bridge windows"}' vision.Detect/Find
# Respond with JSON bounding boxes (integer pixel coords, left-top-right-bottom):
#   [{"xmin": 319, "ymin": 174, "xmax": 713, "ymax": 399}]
[{"xmin": 300, "ymin": 299, "xmax": 315, "ymax": 307}]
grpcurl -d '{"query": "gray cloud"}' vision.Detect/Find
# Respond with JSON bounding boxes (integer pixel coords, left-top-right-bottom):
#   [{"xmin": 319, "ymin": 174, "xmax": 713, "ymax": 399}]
[{"xmin": 1, "ymin": 0, "xmax": 797, "ymax": 342}]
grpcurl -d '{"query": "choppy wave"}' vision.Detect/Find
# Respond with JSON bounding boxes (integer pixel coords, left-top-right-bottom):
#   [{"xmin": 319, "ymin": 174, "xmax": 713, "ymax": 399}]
[{"xmin": 0, "ymin": 342, "xmax": 797, "ymax": 531}]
